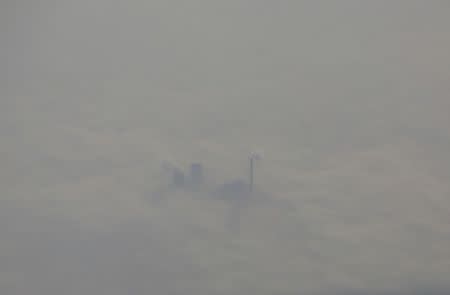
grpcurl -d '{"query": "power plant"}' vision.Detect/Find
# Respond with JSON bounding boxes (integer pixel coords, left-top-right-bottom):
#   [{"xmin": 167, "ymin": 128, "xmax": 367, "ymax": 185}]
[
  {"xmin": 150, "ymin": 153, "xmax": 267, "ymax": 232},
  {"xmin": 162, "ymin": 154, "xmax": 261, "ymax": 198}
]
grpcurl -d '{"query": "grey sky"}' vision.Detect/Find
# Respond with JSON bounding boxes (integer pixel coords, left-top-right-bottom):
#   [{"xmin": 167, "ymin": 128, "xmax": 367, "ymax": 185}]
[{"xmin": 2, "ymin": 1, "xmax": 450, "ymax": 294}]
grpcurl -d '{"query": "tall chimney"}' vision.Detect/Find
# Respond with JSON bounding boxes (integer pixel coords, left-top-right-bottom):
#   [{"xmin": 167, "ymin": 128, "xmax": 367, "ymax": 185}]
[{"xmin": 249, "ymin": 156, "xmax": 254, "ymax": 193}]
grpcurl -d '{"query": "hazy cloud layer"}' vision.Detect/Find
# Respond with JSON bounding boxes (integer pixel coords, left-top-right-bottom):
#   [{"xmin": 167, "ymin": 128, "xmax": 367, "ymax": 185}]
[{"xmin": 2, "ymin": 1, "xmax": 450, "ymax": 294}]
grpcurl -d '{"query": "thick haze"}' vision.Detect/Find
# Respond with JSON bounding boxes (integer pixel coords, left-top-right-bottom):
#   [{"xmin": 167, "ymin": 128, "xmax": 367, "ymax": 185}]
[{"xmin": 2, "ymin": 1, "xmax": 450, "ymax": 294}]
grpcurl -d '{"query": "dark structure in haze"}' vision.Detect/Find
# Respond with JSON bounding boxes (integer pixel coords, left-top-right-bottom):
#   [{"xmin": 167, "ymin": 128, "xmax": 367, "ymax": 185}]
[
  {"xmin": 152, "ymin": 154, "xmax": 267, "ymax": 233},
  {"xmin": 249, "ymin": 152, "xmax": 262, "ymax": 193},
  {"xmin": 162, "ymin": 154, "xmax": 262, "ymax": 199},
  {"xmin": 249, "ymin": 155, "xmax": 254, "ymax": 193},
  {"xmin": 189, "ymin": 163, "xmax": 204, "ymax": 191}
]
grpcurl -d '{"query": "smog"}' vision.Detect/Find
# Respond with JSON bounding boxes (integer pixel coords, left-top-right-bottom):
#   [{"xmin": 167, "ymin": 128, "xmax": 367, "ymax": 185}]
[{"xmin": 3, "ymin": 1, "xmax": 450, "ymax": 294}]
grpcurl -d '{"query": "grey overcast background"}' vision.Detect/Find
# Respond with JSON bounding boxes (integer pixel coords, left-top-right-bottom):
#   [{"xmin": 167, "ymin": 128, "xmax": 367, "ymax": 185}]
[{"xmin": 2, "ymin": 1, "xmax": 450, "ymax": 294}]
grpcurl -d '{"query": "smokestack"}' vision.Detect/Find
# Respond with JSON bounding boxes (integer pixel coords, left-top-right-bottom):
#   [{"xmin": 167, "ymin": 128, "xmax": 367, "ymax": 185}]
[
  {"xmin": 249, "ymin": 156, "xmax": 254, "ymax": 193},
  {"xmin": 249, "ymin": 152, "xmax": 262, "ymax": 193}
]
